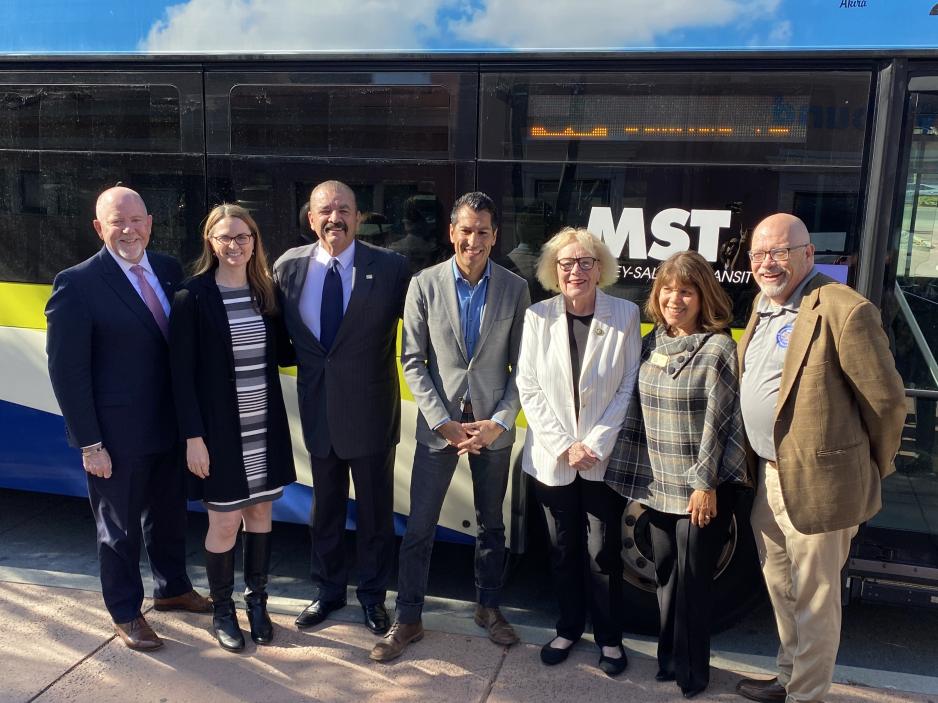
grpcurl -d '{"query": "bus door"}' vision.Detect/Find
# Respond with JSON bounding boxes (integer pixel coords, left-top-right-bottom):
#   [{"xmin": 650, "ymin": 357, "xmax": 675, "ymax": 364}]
[{"xmin": 852, "ymin": 75, "xmax": 938, "ymax": 604}]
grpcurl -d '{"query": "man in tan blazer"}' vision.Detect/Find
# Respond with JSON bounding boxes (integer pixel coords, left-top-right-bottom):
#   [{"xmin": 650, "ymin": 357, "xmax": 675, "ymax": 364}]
[{"xmin": 735, "ymin": 214, "xmax": 905, "ymax": 703}]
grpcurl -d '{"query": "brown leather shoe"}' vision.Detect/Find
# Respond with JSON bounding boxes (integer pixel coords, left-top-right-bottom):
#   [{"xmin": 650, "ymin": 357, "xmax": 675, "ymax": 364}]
[
  {"xmin": 736, "ymin": 676, "xmax": 786, "ymax": 703},
  {"xmin": 474, "ymin": 605, "xmax": 520, "ymax": 646},
  {"xmin": 369, "ymin": 620, "xmax": 424, "ymax": 662},
  {"xmin": 114, "ymin": 616, "xmax": 163, "ymax": 651},
  {"xmin": 153, "ymin": 589, "xmax": 212, "ymax": 613}
]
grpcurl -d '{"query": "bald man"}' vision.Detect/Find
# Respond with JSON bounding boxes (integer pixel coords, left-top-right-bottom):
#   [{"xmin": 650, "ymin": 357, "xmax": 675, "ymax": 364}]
[
  {"xmin": 274, "ymin": 181, "xmax": 410, "ymax": 635},
  {"xmin": 45, "ymin": 186, "xmax": 209, "ymax": 652},
  {"xmin": 735, "ymin": 214, "xmax": 905, "ymax": 703}
]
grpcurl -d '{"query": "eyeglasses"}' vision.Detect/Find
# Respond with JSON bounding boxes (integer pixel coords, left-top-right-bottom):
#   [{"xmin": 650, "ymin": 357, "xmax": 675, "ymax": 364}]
[
  {"xmin": 748, "ymin": 244, "xmax": 808, "ymax": 263},
  {"xmin": 212, "ymin": 233, "xmax": 254, "ymax": 246},
  {"xmin": 557, "ymin": 256, "xmax": 598, "ymax": 272}
]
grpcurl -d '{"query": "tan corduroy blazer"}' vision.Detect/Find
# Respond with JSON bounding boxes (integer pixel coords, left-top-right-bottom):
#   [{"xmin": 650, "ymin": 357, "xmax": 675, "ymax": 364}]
[{"xmin": 737, "ymin": 273, "xmax": 906, "ymax": 534}]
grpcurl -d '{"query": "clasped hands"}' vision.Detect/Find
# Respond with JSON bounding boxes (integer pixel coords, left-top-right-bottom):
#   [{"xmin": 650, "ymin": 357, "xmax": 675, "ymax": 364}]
[{"xmin": 438, "ymin": 419, "xmax": 504, "ymax": 455}]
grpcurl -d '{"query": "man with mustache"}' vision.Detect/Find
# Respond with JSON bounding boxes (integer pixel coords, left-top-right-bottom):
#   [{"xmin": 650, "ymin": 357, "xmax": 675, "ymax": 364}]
[
  {"xmin": 735, "ymin": 213, "xmax": 905, "ymax": 703},
  {"xmin": 274, "ymin": 181, "xmax": 410, "ymax": 635}
]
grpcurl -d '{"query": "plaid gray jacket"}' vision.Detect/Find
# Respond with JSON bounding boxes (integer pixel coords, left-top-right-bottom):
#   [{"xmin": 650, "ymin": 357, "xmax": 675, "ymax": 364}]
[{"xmin": 605, "ymin": 327, "xmax": 747, "ymax": 514}]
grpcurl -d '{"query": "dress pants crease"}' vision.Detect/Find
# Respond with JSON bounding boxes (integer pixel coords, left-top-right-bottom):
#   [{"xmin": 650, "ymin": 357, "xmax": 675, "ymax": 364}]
[
  {"xmin": 309, "ymin": 448, "xmax": 395, "ymax": 606},
  {"xmin": 88, "ymin": 449, "xmax": 191, "ymax": 624},
  {"xmin": 751, "ymin": 461, "xmax": 856, "ymax": 703}
]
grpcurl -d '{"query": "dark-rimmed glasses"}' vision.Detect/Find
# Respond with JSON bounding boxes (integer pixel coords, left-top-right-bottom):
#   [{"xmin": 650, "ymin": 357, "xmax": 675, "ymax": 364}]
[
  {"xmin": 212, "ymin": 233, "xmax": 254, "ymax": 246},
  {"xmin": 557, "ymin": 256, "xmax": 598, "ymax": 272},
  {"xmin": 748, "ymin": 244, "xmax": 808, "ymax": 263}
]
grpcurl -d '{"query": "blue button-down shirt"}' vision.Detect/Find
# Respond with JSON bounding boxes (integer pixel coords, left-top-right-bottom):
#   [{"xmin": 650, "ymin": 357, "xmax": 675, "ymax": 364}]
[
  {"xmin": 453, "ymin": 257, "xmax": 491, "ymax": 362},
  {"xmin": 434, "ymin": 258, "xmax": 507, "ymax": 432}
]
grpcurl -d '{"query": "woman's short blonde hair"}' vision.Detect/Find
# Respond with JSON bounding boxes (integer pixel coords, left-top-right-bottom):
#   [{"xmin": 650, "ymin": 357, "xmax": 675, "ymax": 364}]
[
  {"xmin": 646, "ymin": 250, "xmax": 732, "ymax": 334},
  {"xmin": 535, "ymin": 227, "xmax": 619, "ymax": 292}
]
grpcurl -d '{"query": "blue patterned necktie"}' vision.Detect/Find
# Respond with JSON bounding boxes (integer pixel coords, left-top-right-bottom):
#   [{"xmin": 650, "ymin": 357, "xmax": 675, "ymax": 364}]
[{"xmin": 320, "ymin": 259, "xmax": 343, "ymax": 350}]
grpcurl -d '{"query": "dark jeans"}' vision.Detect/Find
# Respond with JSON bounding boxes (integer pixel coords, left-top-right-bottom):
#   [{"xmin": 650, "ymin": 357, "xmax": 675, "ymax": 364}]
[
  {"xmin": 309, "ymin": 448, "xmax": 395, "ymax": 606},
  {"xmin": 87, "ymin": 449, "xmax": 192, "ymax": 623},
  {"xmin": 396, "ymin": 442, "xmax": 511, "ymax": 624},
  {"xmin": 646, "ymin": 484, "xmax": 734, "ymax": 691},
  {"xmin": 536, "ymin": 474, "xmax": 626, "ymax": 647}
]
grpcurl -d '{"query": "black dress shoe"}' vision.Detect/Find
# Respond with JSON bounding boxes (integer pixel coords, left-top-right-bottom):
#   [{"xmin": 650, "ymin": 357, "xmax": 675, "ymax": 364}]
[
  {"xmin": 655, "ymin": 669, "xmax": 676, "ymax": 682},
  {"xmin": 682, "ymin": 685, "xmax": 707, "ymax": 699},
  {"xmin": 736, "ymin": 677, "xmax": 786, "ymax": 703},
  {"xmin": 294, "ymin": 598, "xmax": 346, "ymax": 629},
  {"xmin": 597, "ymin": 644, "xmax": 628, "ymax": 677},
  {"xmin": 362, "ymin": 602, "xmax": 390, "ymax": 635}
]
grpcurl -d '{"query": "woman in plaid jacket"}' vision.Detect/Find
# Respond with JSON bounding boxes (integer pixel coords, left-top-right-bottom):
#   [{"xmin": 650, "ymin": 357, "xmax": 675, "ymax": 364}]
[{"xmin": 605, "ymin": 251, "xmax": 747, "ymax": 699}]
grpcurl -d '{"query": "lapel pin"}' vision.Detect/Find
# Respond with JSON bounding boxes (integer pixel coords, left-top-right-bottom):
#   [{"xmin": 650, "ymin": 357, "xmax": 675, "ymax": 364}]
[{"xmin": 366, "ymin": 274, "xmax": 374, "ymax": 280}]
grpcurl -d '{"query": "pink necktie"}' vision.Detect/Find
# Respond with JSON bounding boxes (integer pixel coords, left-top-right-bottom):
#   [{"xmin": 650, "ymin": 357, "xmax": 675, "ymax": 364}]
[{"xmin": 130, "ymin": 264, "xmax": 169, "ymax": 339}]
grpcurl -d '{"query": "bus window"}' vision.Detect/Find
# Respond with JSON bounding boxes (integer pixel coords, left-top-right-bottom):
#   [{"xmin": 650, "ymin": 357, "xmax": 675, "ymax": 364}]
[
  {"xmin": 205, "ymin": 71, "xmax": 478, "ymax": 160},
  {"xmin": 480, "ymin": 71, "xmax": 871, "ymax": 167},
  {"xmin": 0, "ymin": 72, "xmax": 206, "ymax": 284}
]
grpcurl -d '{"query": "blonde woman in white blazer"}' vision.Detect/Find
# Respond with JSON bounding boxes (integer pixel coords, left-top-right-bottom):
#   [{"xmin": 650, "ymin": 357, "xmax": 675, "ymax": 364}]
[{"xmin": 517, "ymin": 227, "xmax": 641, "ymax": 677}]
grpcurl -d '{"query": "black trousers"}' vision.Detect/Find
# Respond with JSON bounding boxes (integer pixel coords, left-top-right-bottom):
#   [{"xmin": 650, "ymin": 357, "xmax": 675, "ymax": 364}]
[
  {"xmin": 646, "ymin": 484, "xmax": 734, "ymax": 691},
  {"xmin": 86, "ymin": 449, "xmax": 192, "ymax": 623},
  {"xmin": 309, "ymin": 448, "xmax": 395, "ymax": 606},
  {"xmin": 536, "ymin": 475, "xmax": 626, "ymax": 647}
]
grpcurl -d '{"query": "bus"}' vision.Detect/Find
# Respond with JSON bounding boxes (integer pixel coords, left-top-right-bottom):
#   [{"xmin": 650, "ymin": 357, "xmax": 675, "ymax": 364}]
[{"xmin": 0, "ymin": 50, "xmax": 936, "ymax": 632}]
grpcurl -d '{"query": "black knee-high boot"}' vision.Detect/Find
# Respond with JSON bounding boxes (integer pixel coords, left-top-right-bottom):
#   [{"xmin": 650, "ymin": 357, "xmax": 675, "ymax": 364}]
[
  {"xmin": 205, "ymin": 546, "xmax": 245, "ymax": 652},
  {"xmin": 243, "ymin": 532, "xmax": 273, "ymax": 644}
]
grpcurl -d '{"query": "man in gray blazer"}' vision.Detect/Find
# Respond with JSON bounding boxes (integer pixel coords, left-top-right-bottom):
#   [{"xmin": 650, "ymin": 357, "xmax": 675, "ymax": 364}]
[
  {"xmin": 274, "ymin": 181, "xmax": 410, "ymax": 636},
  {"xmin": 370, "ymin": 192, "xmax": 530, "ymax": 662}
]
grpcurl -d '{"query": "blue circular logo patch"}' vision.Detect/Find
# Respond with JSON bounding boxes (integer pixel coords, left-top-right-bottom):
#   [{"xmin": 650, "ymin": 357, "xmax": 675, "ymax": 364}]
[{"xmin": 776, "ymin": 323, "xmax": 793, "ymax": 349}]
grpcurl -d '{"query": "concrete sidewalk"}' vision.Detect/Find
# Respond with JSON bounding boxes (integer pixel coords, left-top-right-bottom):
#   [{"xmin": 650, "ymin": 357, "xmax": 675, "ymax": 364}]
[{"xmin": 0, "ymin": 579, "xmax": 932, "ymax": 703}]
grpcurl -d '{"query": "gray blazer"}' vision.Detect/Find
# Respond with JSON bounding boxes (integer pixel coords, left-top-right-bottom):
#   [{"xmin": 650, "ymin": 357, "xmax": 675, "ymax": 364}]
[
  {"xmin": 401, "ymin": 258, "xmax": 530, "ymax": 451},
  {"xmin": 274, "ymin": 240, "xmax": 410, "ymax": 459}
]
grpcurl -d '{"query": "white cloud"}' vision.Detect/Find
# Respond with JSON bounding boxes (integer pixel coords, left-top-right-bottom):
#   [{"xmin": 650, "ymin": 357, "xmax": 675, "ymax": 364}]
[
  {"xmin": 141, "ymin": 0, "xmax": 447, "ymax": 52},
  {"xmin": 447, "ymin": 0, "xmax": 783, "ymax": 49},
  {"xmin": 140, "ymin": 0, "xmax": 784, "ymax": 52}
]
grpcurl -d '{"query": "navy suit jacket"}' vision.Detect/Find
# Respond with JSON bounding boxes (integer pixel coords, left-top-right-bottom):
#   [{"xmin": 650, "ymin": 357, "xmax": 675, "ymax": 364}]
[
  {"xmin": 274, "ymin": 240, "xmax": 410, "ymax": 459},
  {"xmin": 45, "ymin": 246, "xmax": 183, "ymax": 457}
]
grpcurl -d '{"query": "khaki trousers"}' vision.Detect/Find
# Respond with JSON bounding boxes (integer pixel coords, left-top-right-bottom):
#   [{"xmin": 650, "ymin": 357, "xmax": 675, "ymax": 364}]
[{"xmin": 750, "ymin": 461, "xmax": 857, "ymax": 703}]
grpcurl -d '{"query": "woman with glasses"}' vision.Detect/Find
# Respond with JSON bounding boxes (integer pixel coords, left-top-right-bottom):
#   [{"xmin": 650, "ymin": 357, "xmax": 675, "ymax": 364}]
[
  {"xmin": 605, "ymin": 250, "xmax": 747, "ymax": 698},
  {"xmin": 170, "ymin": 204, "xmax": 295, "ymax": 652},
  {"xmin": 516, "ymin": 227, "xmax": 641, "ymax": 676}
]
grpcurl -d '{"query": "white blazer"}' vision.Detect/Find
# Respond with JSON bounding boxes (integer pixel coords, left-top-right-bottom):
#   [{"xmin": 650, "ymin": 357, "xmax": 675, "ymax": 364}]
[{"xmin": 518, "ymin": 289, "xmax": 642, "ymax": 486}]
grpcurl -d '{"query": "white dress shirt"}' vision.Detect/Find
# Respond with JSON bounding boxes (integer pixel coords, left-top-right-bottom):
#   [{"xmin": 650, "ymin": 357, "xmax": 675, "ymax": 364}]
[
  {"xmin": 298, "ymin": 240, "xmax": 356, "ymax": 340},
  {"xmin": 105, "ymin": 246, "xmax": 170, "ymax": 317}
]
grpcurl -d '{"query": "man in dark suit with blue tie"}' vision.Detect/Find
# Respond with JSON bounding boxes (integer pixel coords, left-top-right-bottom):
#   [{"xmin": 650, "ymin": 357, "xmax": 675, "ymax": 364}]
[
  {"xmin": 274, "ymin": 181, "xmax": 410, "ymax": 635},
  {"xmin": 45, "ymin": 186, "xmax": 209, "ymax": 651}
]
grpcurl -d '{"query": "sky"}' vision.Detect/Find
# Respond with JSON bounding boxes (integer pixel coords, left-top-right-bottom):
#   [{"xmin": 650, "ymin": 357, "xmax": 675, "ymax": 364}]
[{"xmin": 0, "ymin": 0, "xmax": 936, "ymax": 53}]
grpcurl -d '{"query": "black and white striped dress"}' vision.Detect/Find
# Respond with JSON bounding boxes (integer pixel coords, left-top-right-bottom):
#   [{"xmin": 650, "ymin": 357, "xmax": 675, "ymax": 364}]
[{"xmin": 206, "ymin": 284, "xmax": 283, "ymax": 511}]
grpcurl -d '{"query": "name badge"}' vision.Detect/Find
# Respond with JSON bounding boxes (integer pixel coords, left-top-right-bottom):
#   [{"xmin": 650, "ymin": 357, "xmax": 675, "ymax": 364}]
[{"xmin": 650, "ymin": 352, "xmax": 669, "ymax": 368}]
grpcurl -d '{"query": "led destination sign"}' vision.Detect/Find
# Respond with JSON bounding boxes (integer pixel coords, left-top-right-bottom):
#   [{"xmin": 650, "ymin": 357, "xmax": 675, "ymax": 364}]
[{"xmin": 528, "ymin": 94, "xmax": 810, "ymax": 142}]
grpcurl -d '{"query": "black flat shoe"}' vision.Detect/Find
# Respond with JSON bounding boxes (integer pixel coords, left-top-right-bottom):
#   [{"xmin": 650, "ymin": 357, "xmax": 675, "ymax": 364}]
[
  {"xmin": 656, "ymin": 669, "xmax": 676, "ymax": 682},
  {"xmin": 597, "ymin": 644, "xmax": 628, "ymax": 677},
  {"xmin": 682, "ymin": 685, "xmax": 707, "ymax": 699},
  {"xmin": 294, "ymin": 598, "xmax": 346, "ymax": 629},
  {"xmin": 540, "ymin": 638, "xmax": 574, "ymax": 666}
]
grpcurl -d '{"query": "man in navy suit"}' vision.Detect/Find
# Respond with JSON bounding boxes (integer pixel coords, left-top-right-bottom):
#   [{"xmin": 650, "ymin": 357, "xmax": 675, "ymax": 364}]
[
  {"xmin": 45, "ymin": 186, "xmax": 209, "ymax": 651},
  {"xmin": 274, "ymin": 181, "xmax": 410, "ymax": 635}
]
